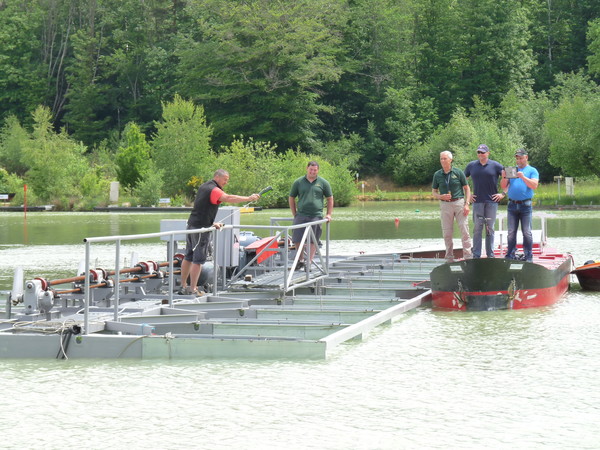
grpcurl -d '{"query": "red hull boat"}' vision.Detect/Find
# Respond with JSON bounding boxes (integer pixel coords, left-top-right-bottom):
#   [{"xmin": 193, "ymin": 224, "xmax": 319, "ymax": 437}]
[
  {"xmin": 572, "ymin": 261, "xmax": 600, "ymax": 291},
  {"xmin": 429, "ymin": 214, "xmax": 573, "ymax": 311},
  {"xmin": 429, "ymin": 222, "xmax": 573, "ymax": 312},
  {"xmin": 430, "ymin": 252, "xmax": 572, "ymax": 310}
]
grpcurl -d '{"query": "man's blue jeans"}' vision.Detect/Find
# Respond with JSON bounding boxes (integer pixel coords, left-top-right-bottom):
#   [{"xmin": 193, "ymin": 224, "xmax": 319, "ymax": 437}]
[
  {"xmin": 505, "ymin": 200, "xmax": 533, "ymax": 261},
  {"xmin": 472, "ymin": 202, "xmax": 498, "ymax": 258}
]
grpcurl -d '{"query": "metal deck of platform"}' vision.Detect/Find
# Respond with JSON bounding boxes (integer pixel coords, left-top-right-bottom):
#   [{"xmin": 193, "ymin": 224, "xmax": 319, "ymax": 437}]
[
  {"xmin": 0, "ymin": 252, "xmax": 440, "ymax": 359},
  {"xmin": 1, "ymin": 215, "xmax": 447, "ymax": 359}
]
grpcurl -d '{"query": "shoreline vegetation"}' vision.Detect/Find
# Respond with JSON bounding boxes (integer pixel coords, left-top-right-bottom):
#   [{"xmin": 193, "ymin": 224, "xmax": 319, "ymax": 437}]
[
  {"xmin": 355, "ymin": 176, "xmax": 600, "ymax": 207},
  {"xmin": 2, "ymin": 178, "xmax": 598, "ymax": 210}
]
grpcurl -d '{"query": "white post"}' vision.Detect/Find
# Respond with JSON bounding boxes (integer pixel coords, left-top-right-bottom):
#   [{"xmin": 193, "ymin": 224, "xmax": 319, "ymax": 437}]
[
  {"xmin": 110, "ymin": 181, "xmax": 120, "ymax": 203},
  {"xmin": 565, "ymin": 177, "xmax": 574, "ymax": 196}
]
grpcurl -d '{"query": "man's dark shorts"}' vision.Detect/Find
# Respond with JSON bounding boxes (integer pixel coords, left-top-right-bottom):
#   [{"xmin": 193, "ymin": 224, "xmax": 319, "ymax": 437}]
[
  {"xmin": 292, "ymin": 215, "xmax": 323, "ymax": 244},
  {"xmin": 184, "ymin": 226, "xmax": 210, "ymax": 264}
]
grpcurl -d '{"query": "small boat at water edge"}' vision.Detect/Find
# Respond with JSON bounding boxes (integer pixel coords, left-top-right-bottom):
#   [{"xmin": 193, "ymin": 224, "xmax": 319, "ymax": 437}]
[
  {"xmin": 572, "ymin": 260, "xmax": 600, "ymax": 291},
  {"xmin": 428, "ymin": 216, "xmax": 573, "ymax": 311}
]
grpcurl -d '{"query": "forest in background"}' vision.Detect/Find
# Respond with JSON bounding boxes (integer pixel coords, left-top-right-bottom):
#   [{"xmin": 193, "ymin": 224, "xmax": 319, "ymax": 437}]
[{"xmin": 2, "ymin": 0, "xmax": 600, "ymax": 209}]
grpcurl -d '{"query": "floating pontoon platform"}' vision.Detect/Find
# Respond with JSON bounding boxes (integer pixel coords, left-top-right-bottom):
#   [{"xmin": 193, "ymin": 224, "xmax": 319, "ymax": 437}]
[{"xmin": 1, "ymin": 216, "xmax": 442, "ymax": 359}]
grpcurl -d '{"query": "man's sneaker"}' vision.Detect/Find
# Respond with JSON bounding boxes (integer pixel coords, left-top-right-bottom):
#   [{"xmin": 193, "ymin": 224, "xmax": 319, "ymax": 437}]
[
  {"xmin": 296, "ymin": 261, "xmax": 305, "ymax": 271},
  {"xmin": 177, "ymin": 286, "xmax": 193, "ymax": 295}
]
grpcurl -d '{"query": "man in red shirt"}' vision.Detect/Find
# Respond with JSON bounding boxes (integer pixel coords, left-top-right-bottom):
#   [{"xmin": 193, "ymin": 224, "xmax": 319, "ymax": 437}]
[{"xmin": 180, "ymin": 169, "xmax": 259, "ymax": 295}]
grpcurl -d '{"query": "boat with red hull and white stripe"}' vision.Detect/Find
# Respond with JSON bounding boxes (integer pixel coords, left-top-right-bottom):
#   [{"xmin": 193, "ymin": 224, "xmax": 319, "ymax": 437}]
[{"xmin": 429, "ymin": 215, "xmax": 573, "ymax": 311}]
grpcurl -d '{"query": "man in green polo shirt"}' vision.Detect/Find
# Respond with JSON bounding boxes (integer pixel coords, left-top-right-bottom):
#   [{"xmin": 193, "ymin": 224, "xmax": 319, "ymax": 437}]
[
  {"xmin": 289, "ymin": 161, "xmax": 334, "ymax": 269},
  {"xmin": 432, "ymin": 150, "xmax": 472, "ymax": 262}
]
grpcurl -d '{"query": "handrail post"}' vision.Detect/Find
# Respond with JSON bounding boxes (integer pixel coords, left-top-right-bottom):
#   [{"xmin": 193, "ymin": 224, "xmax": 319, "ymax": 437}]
[
  {"xmin": 114, "ymin": 239, "xmax": 121, "ymax": 321},
  {"xmin": 84, "ymin": 241, "xmax": 90, "ymax": 335},
  {"xmin": 284, "ymin": 228, "xmax": 290, "ymax": 292},
  {"xmin": 306, "ymin": 227, "xmax": 311, "ymax": 273},
  {"xmin": 168, "ymin": 235, "xmax": 174, "ymax": 306},
  {"xmin": 212, "ymin": 229, "xmax": 219, "ymax": 294},
  {"xmin": 326, "ymin": 220, "xmax": 330, "ymax": 275}
]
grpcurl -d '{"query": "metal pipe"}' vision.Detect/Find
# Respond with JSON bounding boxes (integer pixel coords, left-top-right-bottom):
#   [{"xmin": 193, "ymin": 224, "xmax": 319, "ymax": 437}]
[{"xmin": 46, "ymin": 260, "xmax": 178, "ymax": 286}]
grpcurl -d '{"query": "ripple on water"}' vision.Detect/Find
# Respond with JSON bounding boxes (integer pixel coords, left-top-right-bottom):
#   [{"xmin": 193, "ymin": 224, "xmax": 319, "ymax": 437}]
[{"xmin": 1, "ymin": 232, "xmax": 600, "ymax": 447}]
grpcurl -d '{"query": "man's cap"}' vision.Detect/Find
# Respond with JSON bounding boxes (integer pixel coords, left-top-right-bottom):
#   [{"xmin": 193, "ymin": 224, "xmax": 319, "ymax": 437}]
[
  {"xmin": 477, "ymin": 144, "xmax": 489, "ymax": 152},
  {"xmin": 515, "ymin": 148, "xmax": 528, "ymax": 156}
]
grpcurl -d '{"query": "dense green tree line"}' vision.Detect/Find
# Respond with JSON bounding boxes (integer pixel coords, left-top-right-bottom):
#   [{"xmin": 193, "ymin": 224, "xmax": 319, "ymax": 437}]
[
  {"xmin": 0, "ymin": 98, "xmax": 357, "ymax": 208},
  {"xmin": 2, "ymin": 0, "xmax": 600, "ymax": 209}
]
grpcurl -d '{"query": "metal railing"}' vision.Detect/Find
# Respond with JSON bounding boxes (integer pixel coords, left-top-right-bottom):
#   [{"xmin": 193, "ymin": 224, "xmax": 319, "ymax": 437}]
[
  {"xmin": 222, "ymin": 218, "xmax": 330, "ymax": 292},
  {"xmin": 83, "ymin": 226, "xmax": 218, "ymax": 335},
  {"xmin": 81, "ymin": 218, "xmax": 330, "ymax": 334}
]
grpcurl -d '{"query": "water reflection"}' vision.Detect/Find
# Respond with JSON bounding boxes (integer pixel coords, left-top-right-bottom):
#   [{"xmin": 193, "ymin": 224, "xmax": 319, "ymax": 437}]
[{"xmin": 2, "ymin": 202, "xmax": 600, "ymax": 247}]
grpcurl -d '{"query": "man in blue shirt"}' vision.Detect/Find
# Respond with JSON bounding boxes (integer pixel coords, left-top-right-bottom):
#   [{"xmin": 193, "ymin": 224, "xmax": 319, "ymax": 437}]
[
  {"xmin": 500, "ymin": 149, "xmax": 539, "ymax": 262},
  {"xmin": 465, "ymin": 144, "xmax": 505, "ymax": 258}
]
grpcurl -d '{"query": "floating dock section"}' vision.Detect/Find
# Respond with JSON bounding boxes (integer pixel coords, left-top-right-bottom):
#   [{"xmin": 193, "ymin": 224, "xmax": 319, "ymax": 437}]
[
  {"xmin": 1, "ymin": 254, "xmax": 440, "ymax": 359},
  {"xmin": 1, "ymin": 217, "xmax": 442, "ymax": 359}
]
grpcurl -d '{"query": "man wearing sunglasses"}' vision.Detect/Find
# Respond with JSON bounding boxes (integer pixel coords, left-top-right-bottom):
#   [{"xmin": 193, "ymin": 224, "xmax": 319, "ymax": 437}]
[{"xmin": 464, "ymin": 144, "xmax": 505, "ymax": 258}]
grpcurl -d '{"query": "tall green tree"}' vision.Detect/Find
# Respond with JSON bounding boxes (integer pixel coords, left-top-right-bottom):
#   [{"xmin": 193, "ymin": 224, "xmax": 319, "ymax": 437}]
[
  {"xmin": 178, "ymin": 0, "xmax": 346, "ymax": 149},
  {"xmin": 22, "ymin": 106, "xmax": 90, "ymax": 206},
  {"xmin": 151, "ymin": 95, "xmax": 213, "ymax": 197},
  {"xmin": 38, "ymin": 0, "xmax": 91, "ymax": 123},
  {"xmin": 320, "ymin": 0, "xmax": 415, "ymax": 169},
  {"xmin": 412, "ymin": 0, "xmax": 461, "ymax": 122},
  {"xmin": 527, "ymin": 0, "xmax": 600, "ymax": 90},
  {"xmin": 0, "ymin": 2, "xmax": 46, "ymax": 125},
  {"xmin": 545, "ymin": 95, "xmax": 600, "ymax": 177},
  {"xmin": 63, "ymin": 29, "xmax": 113, "ymax": 145},
  {"xmin": 97, "ymin": 0, "xmax": 188, "ymax": 129},
  {"xmin": 62, "ymin": 0, "xmax": 188, "ymax": 144},
  {"xmin": 115, "ymin": 122, "xmax": 152, "ymax": 189},
  {"xmin": 454, "ymin": 0, "xmax": 535, "ymax": 108},
  {"xmin": 588, "ymin": 18, "xmax": 600, "ymax": 77}
]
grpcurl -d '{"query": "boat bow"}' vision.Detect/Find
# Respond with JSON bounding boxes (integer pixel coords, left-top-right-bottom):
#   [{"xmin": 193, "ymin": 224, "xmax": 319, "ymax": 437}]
[{"xmin": 431, "ymin": 256, "xmax": 572, "ymax": 311}]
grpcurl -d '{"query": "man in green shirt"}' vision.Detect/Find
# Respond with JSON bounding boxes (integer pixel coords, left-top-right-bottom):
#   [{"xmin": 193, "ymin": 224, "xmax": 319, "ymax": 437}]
[
  {"xmin": 432, "ymin": 151, "xmax": 472, "ymax": 262},
  {"xmin": 289, "ymin": 161, "xmax": 334, "ymax": 269}
]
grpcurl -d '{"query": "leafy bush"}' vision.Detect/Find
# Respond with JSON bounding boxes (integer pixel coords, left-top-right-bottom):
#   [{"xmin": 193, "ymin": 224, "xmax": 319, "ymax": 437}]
[
  {"xmin": 0, "ymin": 115, "xmax": 29, "ymax": 175},
  {"xmin": 311, "ymin": 133, "xmax": 363, "ymax": 173},
  {"xmin": 75, "ymin": 170, "xmax": 111, "ymax": 209},
  {"xmin": 151, "ymin": 95, "xmax": 213, "ymax": 197},
  {"xmin": 213, "ymin": 139, "xmax": 357, "ymax": 208},
  {"xmin": 392, "ymin": 108, "xmax": 523, "ymax": 186},
  {"xmin": 134, "ymin": 165, "xmax": 165, "ymax": 206},
  {"xmin": 22, "ymin": 106, "xmax": 91, "ymax": 208},
  {"xmin": 0, "ymin": 168, "xmax": 24, "ymax": 201},
  {"xmin": 545, "ymin": 96, "xmax": 600, "ymax": 178},
  {"xmin": 170, "ymin": 194, "xmax": 187, "ymax": 207},
  {"xmin": 115, "ymin": 122, "xmax": 152, "ymax": 189}
]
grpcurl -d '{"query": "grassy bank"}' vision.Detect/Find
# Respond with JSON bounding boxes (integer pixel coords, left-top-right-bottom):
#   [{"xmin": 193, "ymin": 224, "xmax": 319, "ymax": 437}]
[{"xmin": 356, "ymin": 179, "xmax": 600, "ymax": 206}]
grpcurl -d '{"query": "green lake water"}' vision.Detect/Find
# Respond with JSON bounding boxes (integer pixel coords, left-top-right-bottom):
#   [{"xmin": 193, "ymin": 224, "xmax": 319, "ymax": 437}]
[{"xmin": 1, "ymin": 202, "xmax": 599, "ymax": 448}]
